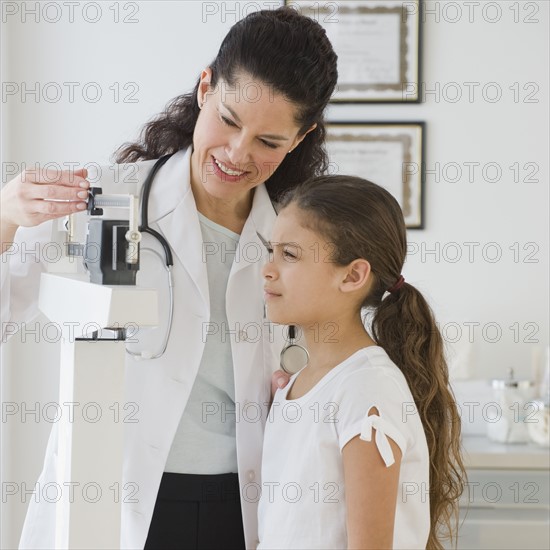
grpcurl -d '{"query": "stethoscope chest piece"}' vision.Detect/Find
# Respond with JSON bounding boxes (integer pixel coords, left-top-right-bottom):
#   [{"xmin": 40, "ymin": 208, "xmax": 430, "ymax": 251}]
[{"xmin": 280, "ymin": 325, "xmax": 309, "ymax": 375}]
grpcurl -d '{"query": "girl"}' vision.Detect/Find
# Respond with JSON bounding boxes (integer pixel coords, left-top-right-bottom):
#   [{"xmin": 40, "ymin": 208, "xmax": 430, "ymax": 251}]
[{"xmin": 259, "ymin": 175, "xmax": 465, "ymax": 549}]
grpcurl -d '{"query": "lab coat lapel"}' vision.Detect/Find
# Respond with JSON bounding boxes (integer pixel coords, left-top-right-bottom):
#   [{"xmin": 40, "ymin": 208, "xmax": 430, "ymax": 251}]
[
  {"xmin": 231, "ymin": 183, "xmax": 277, "ymax": 277},
  {"xmin": 148, "ymin": 148, "xmax": 210, "ymax": 313}
]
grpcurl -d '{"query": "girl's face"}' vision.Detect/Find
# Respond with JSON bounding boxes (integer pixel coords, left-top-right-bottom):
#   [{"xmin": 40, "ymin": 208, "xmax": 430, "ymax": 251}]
[
  {"xmin": 191, "ymin": 69, "xmax": 313, "ymax": 202},
  {"xmin": 262, "ymin": 204, "xmax": 348, "ymax": 327}
]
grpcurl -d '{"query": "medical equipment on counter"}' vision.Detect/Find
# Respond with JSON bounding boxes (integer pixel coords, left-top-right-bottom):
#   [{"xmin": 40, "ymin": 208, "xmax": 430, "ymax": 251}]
[
  {"xmin": 528, "ymin": 349, "xmax": 550, "ymax": 447},
  {"xmin": 487, "ymin": 368, "xmax": 535, "ymax": 444}
]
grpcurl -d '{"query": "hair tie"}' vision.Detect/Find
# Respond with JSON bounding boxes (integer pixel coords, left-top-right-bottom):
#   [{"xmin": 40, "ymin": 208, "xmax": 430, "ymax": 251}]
[{"xmin": 387, "ymin": 275, "xmax": 405, "ymax": 293}]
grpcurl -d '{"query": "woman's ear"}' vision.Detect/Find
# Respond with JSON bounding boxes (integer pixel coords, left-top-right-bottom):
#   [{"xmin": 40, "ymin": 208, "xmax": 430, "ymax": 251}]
[
  {"xmin": 289, "ymin": 123, "xmax": 318, "ymax": 152},
  {"xmin": 340, "ymin": 259, "xmax": 372, "ymax": 293},
  {"xmin": 197, "ymin": 67, "xmax": 213, "ymax": 108}
]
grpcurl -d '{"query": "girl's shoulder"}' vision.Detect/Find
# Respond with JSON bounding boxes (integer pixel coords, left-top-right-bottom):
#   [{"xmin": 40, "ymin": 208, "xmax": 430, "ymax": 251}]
[
  {"xmin": 330, "ymin": 347, "xmax": 425, "ymax": 456},
  {"xmin": 334, "ymin": 346, "xmax": 411, "ymax": 397}
]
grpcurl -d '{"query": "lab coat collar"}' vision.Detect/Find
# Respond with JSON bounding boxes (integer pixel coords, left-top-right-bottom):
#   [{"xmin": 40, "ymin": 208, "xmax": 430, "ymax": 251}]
[
  {"xmin": 146, "ymin": 147, "xmax": 192, "ymax": 224},
  {"xmin": 231, "ymin": 181, "xmax": 277, "ymax": 278},
  {"xmin": 147, "ymin": 147, "xmax": 208, "ymax": 310}
]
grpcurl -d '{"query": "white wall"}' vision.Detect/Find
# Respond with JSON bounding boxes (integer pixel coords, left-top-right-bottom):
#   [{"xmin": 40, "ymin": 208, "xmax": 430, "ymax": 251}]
[{"xmin": 1, "ymin": 1, "xmax": 548, "ymax": 547}]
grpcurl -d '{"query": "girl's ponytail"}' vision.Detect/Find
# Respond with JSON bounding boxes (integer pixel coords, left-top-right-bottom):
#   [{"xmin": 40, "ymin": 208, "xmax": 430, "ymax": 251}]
[{"xmin": 373, "ymin": 284, "xmax": 465, "ymax": 549}]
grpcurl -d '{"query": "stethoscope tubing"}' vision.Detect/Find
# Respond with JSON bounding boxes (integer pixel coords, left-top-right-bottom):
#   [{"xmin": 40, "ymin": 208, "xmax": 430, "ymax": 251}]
[
  {"xmin": 124, "ymin": 153, "xmax": 176, "ymax": 359},
  {"xmin": 139, "ymin": 153, "xmax": 175, "ymax": 267}
]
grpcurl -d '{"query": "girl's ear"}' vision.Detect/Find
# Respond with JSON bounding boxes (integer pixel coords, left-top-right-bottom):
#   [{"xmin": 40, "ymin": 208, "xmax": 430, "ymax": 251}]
[
  {"xmin": 340, "ymin": 259, "xmax": 372, "ymax": 293},
  {"xmin": 197, "ymin": 67, "xmax": 213, "ymax": 108}
]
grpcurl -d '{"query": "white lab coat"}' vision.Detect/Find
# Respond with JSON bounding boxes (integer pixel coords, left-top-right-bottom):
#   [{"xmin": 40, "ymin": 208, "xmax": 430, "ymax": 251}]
[{"xmin": 2, "ymin": 147, "xmax": 283, "ymax": 549}]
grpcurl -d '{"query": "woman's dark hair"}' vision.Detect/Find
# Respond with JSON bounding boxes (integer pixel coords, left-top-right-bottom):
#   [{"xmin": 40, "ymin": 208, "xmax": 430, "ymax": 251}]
[
  {"xmin": 113, "ymin": 7, "xmax": 338, "ymax": 201},
  {"xmin": 280, "ymin": 175, "xmax": 466, "ymax": 550}
]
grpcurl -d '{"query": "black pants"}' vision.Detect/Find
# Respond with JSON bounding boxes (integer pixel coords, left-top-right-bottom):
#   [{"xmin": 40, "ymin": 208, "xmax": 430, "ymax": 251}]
[{"xmin": 144, "ymin": 472, "xmax": 246, "ymax": 550}]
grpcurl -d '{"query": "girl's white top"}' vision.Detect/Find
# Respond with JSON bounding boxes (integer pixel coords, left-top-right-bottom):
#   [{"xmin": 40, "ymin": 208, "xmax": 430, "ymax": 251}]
[{"xmin": 257, "ymin": 346, "xmax": 430, "ymax": 549}]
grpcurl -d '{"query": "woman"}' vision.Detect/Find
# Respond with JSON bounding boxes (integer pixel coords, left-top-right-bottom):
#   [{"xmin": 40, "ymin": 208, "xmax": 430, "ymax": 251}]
[{"xmin": 0, "ymin": 8, "xmax": 338, "ymax": 549}]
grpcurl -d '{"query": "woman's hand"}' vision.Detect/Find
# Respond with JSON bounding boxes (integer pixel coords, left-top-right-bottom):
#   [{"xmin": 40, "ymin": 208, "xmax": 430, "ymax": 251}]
[
  {"xmin": 1, "ymin": 167, "xmax": 90, "ymax": 230},
  {"xmin": 271, "ymin": 370, "xmax": 290, "ymax": 400}
]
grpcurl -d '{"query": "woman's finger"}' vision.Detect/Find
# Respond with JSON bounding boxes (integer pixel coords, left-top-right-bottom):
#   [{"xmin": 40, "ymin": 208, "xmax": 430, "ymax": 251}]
[
  {"xmin": 21, "ymin": 168, "xmax": 89, "ymax": 188},
  {"xmin": 33, "ymin": 198, "xmax": 87, "ymax": 216},
  {"xmin": 271, "ymin": 370, "xmax": 291, "ymax": 400},
  {"xmin": 28, "ymin": 183, "xmax": 90, "ymax": 202}
]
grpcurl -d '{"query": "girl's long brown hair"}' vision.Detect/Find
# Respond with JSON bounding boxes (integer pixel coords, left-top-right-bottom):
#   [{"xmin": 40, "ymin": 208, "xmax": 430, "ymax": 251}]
[{"xmin": 281, "ymin": 175, "xmax": 466, "ymax": 549}]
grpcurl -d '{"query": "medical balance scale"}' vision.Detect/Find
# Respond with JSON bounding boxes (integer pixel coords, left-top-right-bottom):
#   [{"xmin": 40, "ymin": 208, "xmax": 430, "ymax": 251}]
[{"xmin": 38, "ymin": 165, "xmax": 158, "ymax": 549}]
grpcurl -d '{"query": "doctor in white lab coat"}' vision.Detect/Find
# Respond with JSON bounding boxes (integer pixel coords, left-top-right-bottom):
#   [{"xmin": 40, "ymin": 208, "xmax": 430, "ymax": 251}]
[
  {"xmin": 6, "ymin": 147, "xmax": 279, "ymax": 548},
  {"xmin": 0, "ymin": 7, "xmax": 338, "ymax": 549}
]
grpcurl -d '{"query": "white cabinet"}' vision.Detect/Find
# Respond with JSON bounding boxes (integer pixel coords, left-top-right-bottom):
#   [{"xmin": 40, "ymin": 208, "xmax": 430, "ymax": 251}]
[
  {"xmin": 450, "ymin": 437, "xmax": 550, "ymax": 550},
  {"xmin": 456, "ymin": 469, "xmax": 549, "ymax": 549}
]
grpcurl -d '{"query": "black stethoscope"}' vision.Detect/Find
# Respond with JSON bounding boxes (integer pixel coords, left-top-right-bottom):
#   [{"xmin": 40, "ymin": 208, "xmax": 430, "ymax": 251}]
[{"xmin": 139, "ymin": 153, "xmax": 175, "ymax": 267}]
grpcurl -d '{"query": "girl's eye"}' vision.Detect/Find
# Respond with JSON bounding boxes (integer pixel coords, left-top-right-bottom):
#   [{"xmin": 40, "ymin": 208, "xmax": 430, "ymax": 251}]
[{"xmin": 283, "ymin": 249, "xmax": 297, "ymax": 260}]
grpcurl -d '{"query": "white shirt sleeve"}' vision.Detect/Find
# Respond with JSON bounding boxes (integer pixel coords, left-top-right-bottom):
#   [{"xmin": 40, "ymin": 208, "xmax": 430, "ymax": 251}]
[
  {"xmin": 334, "ymin": 367, "xmax": 414, "ymax": 467},
  {"xmin": 1, "ymin": 221, "xmax": 52, "ymax": 342}
]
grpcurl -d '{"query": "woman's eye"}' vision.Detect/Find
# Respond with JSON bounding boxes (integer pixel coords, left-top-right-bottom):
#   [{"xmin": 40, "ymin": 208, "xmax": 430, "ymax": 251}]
[
  {"xmin": 221, "ymin": 115, "xmax": 237, "ymax": 127},
  {"xmin": 260, "ymin": 139, "xmax": 278, "ymax": 150},
  {"xmin": 283, "ymin": 249, "xmax": 297, "ymax": 259},
  {"xmin": 219, "ymin": 112, "xmax": 278, "ymax": 149}
]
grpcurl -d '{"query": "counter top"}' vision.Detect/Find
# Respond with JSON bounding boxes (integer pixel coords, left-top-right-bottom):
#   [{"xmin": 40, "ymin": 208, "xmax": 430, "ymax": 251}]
[{"xmin": 462, "ymin": 435, "xmax": 550, "ymax": 469}]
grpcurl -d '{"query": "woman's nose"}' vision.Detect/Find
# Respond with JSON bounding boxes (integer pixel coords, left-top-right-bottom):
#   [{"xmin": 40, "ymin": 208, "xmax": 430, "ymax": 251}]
[{"xmin": 226, "ymin": 134, "xmax": 251, "ymax": 167}]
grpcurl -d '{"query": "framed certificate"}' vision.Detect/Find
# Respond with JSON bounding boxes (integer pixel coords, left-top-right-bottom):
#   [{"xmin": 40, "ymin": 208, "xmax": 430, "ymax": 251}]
[
  {"xmin": 326, "ymin": 122, "xmax": 425, "ymax": 228},
  {"xmin": 284, "ymin": 0, "xmax": 422, "ymax": 103}
]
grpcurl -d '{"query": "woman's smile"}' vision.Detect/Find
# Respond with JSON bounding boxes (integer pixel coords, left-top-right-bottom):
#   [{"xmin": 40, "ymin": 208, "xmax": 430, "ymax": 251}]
[{"xmin": 211, "ymin": 155, "xmax": 249, "ymax": 182}]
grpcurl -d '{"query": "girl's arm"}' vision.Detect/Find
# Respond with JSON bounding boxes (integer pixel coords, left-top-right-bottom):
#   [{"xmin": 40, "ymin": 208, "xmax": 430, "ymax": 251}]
[{"xmin": 342, "ymin": 409, "xmax": 403, "ymax": 550}]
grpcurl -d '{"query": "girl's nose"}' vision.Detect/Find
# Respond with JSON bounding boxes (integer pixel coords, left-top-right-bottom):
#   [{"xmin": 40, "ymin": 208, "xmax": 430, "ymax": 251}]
[{"xmin": 261, "ymin": 256, "xmax": 277, "ymax": 280}]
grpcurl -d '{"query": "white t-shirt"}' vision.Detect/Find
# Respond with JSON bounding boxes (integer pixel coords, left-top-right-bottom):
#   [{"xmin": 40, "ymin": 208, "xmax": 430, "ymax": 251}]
[
  {"xmin": 165, "ymin": 213, "xmax": 240, "ymax": 474},
  {"xmin": 257, "ymin": 346, "xmax": 430, "ymax": 549}
]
